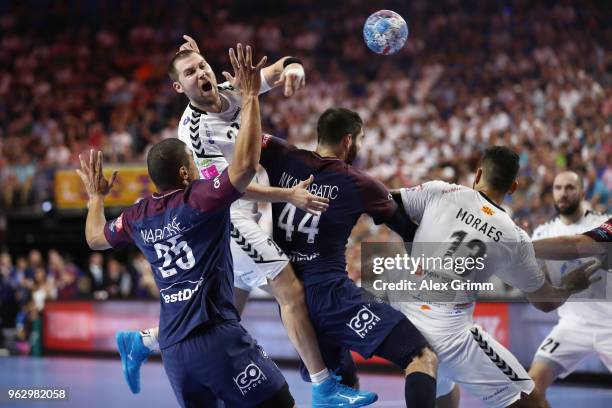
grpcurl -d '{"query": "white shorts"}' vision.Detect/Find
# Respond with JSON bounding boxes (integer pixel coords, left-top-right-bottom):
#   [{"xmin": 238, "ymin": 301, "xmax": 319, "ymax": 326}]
[
  {"xmin": 230, "ymin": 205, "xmax": 289, "ymax": 291},
  {"xmin": 533, "ymin": 318, "xmax": 612, "ymax": 378},
  {"xmin": 399, "ymin": 302, "xmax": 534, "ymax": 408}
]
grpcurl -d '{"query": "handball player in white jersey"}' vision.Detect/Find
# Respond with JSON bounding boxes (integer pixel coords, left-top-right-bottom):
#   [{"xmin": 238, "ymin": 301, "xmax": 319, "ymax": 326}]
[
  {"xmin": 529, "ymin": 171, "xmax": 611, "ymax": 395},
  {"xmin": 391, "ymin": 147, "xmax": 599, "ymax": 408}
]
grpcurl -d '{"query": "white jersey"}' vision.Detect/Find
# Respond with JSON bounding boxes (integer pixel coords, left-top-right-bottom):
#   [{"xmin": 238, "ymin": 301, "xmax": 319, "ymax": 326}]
[
  {"xmin": 532, "ymin": 210, "xmax": 612, "ymax": 326},
  {"xmin": 398, "ymin": 181, "xmax": 545, "ymax": 309},
  {"xmin": 177, "ymin": 72, "xmax": 272, "ymax": 216}
]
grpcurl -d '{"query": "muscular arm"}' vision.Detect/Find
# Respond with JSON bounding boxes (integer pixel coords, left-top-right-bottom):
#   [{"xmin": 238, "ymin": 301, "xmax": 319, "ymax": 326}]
[
  {"xmin": 533, "ymin": 234, "xmax": 604, "ymax": 260},
  {"xmin": 227, "ymin": 46, "xmax": 266, "ymax": 192},
  {"xmin": 243, "ymin": 177, "xmax": 329, "ymax": 215},
  {"xmin": 244, "ymin": 183, "xmax": 294, "ymax": 202},
  {"xmin": 524, "ymin": 281, "xmax": 572, "ymax": 312},
  {"xmin": 85, "ymin": 196, "xmax": 112, "ymax": 250}
]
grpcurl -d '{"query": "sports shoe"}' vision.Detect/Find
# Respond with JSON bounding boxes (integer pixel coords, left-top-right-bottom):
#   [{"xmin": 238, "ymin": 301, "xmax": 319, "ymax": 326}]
[
  {"xmin": 116, "ymin": 331, "xmax": 153, "ymax": 394},
  {"xmin": 311, "ymin": 374, "xmax": 378, "ymax": 407}
]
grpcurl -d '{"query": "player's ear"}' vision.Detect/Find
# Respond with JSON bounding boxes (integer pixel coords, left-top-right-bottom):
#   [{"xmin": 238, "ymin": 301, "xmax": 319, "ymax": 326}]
[
  {"xmin": 474, "ymin": 168, "xmax": 483, "ymax": 185},
  {"xmin": 343, "ymin": 133, "xmax": 352, "ymax": 149},
  {"xmin": 507, "ymin": 180, "xmax": 518, "ymax": 195},
  {"xmin": 173, "ymin": 81, "xmax": 184, "ymax": 94},
  {"xmin": 178, "ymin": 165, "xmax": 190, "ymax": 185}
]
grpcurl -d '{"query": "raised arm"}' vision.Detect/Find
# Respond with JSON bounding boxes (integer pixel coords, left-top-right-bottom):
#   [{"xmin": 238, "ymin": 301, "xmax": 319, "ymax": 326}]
[
  {"xmin": 76, "ymin": 150, "xmax": 118, "ymax": 250},
  {"xmin": 226, "ymin": 44, "xmax": 267, "ymax": 192}
]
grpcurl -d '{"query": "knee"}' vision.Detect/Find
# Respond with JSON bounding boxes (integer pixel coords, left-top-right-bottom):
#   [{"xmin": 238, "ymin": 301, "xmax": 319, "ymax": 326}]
[{"xmin": 405, "ymin": 346, "xmax": 438, "ymax": 377}]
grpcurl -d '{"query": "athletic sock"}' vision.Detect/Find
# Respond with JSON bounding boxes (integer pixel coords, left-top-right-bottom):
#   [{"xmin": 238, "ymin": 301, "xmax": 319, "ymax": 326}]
[
  {"xmin": 140, "ymin": 328, "xmax": 158, "ymax": 351},
  {"xmin": 310, "ymin": 368, "xmax": 331, "ymax": 385},
  {"xmin": 404, "ymin": 372, "xmax": 436, "ymax": 408}
]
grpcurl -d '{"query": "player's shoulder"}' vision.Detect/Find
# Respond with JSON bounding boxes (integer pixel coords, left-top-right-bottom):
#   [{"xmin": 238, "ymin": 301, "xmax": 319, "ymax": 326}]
[
  {"xmin": 584, "ymin": 210, "xmax": 611, "ymax": 225},
  {"xmin": 346, "ymin": 164, "xmax": 385, "ymax": 188},
  {"xmin": 532, "ymin": 216, "xmax": 561, "ymax": 239}
]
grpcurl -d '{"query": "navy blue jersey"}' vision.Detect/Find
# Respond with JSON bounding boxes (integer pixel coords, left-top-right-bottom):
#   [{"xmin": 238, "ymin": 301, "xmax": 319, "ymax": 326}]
[
  {"xmin": 104, "ymin": 169, "xmax": 243, "ymax": 349},
  {"xmin": 584, "ymin": 218, "xmax": 612, "ymax": 242},
  {"xmin": 260, "ymin": 135, "xmax": 397, "ymax": 285}
]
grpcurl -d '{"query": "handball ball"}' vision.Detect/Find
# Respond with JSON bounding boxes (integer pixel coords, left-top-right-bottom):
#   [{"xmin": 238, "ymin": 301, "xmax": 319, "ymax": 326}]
[{"xmin": 363, "ymin": 10, "xmax": 409, "ymax": 55}]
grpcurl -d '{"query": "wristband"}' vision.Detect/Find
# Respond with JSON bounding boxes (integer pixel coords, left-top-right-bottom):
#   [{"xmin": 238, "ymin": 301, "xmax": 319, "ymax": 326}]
[{"xmin": 283, "ymin": 57, "xmax": 303, "ymax": 68}]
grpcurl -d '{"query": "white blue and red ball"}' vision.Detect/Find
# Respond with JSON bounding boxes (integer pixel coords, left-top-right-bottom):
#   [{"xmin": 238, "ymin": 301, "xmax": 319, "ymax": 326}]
[{"xmin": 363, "ymin": 10, "xmax": 409, "ymax": 55}]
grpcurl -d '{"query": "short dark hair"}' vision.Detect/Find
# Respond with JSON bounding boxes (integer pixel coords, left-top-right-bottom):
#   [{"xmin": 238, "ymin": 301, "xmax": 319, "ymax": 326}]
[
  {"xmin": 316, "ymin": 108, "xmax": 363, "ymax": 145},
  {"xmin": 147, "ymin": 139, "xmax": 191, "ymax": 190},
  {"xmin": 479, "ymin": 146, "xmax": 520, "ymax": 192},
  {"xmin": 168, "ymin": 50, "xmax": 200, "ymax": 82}
]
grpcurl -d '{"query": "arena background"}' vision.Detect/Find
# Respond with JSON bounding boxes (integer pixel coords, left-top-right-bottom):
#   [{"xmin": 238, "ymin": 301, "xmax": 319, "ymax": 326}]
[{"xmin": 0, "ymin": 0, "xmax": 610, "ymax": 406}]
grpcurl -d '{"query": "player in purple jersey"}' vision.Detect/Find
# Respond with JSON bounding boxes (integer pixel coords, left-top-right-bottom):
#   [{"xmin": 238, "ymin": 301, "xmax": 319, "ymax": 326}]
[
  {"xmin": 115, "ymin": 36, "xmax": 378, "ymax": 407},
  {"xmin": 77, "ymin": 45, "xmax": 295, "ymax": 408},
  {"xmin": 259, "ymin": 108, "xmax": 440, "ymax": 408},
  {"xmin": 533, "ymin": 218, "xmax": 612, "ymax": 259}
]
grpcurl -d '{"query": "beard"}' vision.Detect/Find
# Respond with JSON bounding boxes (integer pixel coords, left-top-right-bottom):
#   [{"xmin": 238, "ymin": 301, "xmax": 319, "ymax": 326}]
[
  {"xmin": 345, "ymin": 142, "xmax": 358, "ymax": 165},
  {"xmin": 554, "ymin": 198, "xmax": 581, "ymax": 216}
]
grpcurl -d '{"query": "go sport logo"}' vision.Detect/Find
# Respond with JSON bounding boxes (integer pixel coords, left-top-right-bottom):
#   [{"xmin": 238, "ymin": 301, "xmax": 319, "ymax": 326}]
[
  {"xmin": 233, "ymin": 362, "xmax": 267, "ymax": 396},
  {"xmin": 347, "ymin": 306, "xmax": 381, "ymax": 339}
]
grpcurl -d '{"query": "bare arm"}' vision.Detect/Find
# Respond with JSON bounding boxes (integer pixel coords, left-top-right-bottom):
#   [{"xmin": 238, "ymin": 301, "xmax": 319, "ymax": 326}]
[
  {"xmin": 243, "ymin": 176, "xmax": 329, "ymax": 215},
  {"xmin": 533, "ymin": 234, "xmax": 604, "ymax": 260},
  {"xmin": 226, "ymin": 45, "xmax": 267, "ymax": 192},
  {"xmin": 76, "ymin": 150, "xmax": 118, "ymax": 250},
  {"xmin": 179, "ymin": 35, "xmax": 305, "ymax": 97}
]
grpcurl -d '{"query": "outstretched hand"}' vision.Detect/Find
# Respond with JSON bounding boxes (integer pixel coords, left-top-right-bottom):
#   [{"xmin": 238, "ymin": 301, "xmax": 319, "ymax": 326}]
[
  {"xmin": 76, "ymin": 149, "xmax": 118, "ymax": 200},
  {"xmin": 289, "ymin": 175, "xmax": 330, "ymax": 215},
  {"xmin": 560, "ymin": 259, "xmax": 603, "ymax": 294},
  {"xmin": 226, "ymin": 44, "xmax": 267, "ymax": 96},
  {"xmin": 178, "ymin": 35, "xmax": 200, "ymax": 53}
]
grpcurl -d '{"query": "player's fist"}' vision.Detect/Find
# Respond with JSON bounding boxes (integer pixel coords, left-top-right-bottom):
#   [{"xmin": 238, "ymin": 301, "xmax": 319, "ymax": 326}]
[{"xmin": 274, "ymin": 64, "xmax": 306, "ymax": 97}]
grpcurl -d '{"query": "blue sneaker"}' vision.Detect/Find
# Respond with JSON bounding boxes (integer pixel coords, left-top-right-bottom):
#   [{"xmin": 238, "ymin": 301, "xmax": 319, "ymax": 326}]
[
  {"xmin": 311, "ymin": 375, "xmax": 378, "ymax": 407},
  {"xmin": 116, "ymin": 331, "xmax": 152, "ymax": 394}
]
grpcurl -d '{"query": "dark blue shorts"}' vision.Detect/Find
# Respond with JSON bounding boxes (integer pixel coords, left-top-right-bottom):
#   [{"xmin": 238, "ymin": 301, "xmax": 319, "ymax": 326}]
[
  {"xmin": 162, "ymin": 321, "xmax": 288, "ymax": 408},
  {"xmin": 300, "ymin": 277, "xmax": 428, "ymax": 382}
]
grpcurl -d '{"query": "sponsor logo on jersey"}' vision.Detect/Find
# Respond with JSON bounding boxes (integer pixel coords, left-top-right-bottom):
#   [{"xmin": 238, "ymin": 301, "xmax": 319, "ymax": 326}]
[
  {"xmin": 600, "ymin": 220, "xmax": 612, "ymax": 235},
  {"xmin": 261, "ymin": 133, "xmax": 272, "ymax": 148},
  {"xmin": 347, "ymin": 306, "xmax": 381, "ymax": 338},
  {"xmin": 481, "ymin": 206, "xmax": 494, "ymax": 216},
  {"xmin": 213, "ymin": 175, "xmax": 221, "ymax": 189},
  {"xmin": 182, "ymin": 116, "xmax": 189, "ymax": 126},
  {"xmin": 406, "ymin": 184, "xmax": 423, "ymax": 192},
  {"xmin": 233, "ymin": 362, "xmax": 267, "ymax": 396},
  {"xmin": 160, "ymin": 279, "xmax": 203, "ymax": 304},
  {"xmin": 110, "ymin": 213, "xmax": 124, "ymax": 232},
  {"xmin": 289, "ymin": 251, "xmax": 320, "ymax": 262}
]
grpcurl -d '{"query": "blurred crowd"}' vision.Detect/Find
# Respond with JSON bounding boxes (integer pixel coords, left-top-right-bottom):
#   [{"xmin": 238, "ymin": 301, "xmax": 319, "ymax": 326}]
[
  {"xmin": 0, "ymin": 0, "xmax": 609, "ymax": 223},
  {"xmin": 0, "ymin": 0, "xmax": 611, "ymax": 320},
  {"xmin": 0, "ymin": 248, "xmax": 158, "ymax": 347}
]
